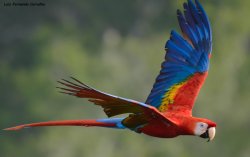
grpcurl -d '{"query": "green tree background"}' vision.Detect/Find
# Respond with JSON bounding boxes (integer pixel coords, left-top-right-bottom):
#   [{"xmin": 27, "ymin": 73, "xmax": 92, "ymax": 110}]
[{"xmin": 1, "ymin": 0, "xmax": 250, "ymax": 157}]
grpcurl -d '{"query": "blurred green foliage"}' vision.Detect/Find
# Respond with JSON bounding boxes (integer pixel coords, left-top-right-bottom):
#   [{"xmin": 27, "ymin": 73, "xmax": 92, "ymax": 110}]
[{"xmin": 1, "ymin": 0, "xmax": 250, "ymax": 157}]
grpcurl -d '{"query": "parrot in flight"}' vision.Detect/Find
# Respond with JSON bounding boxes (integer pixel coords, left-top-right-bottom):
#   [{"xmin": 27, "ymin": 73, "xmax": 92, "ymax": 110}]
[{"xmin": 5, "ymin": 0, "xmax": 216, "ymax": 141}]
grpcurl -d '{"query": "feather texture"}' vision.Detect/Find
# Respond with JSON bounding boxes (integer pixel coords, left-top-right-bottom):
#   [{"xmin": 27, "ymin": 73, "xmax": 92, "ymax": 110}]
[
  {"xmin": 57, "ymin": 77, "xmax": 176, "ymax": 128},
  {"xmin": 4, "ymin": 118, "xmax": 126, "ymax": 131},
  {"xmin": 146, "ymin": 0, "xmax": 212, "ymax": 114}
]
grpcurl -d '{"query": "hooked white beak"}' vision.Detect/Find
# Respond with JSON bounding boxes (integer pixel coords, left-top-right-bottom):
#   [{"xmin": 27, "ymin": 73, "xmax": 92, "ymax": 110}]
[{"xmin": 208, "ymin": 127, "xmax": 216, "ymax": 142}]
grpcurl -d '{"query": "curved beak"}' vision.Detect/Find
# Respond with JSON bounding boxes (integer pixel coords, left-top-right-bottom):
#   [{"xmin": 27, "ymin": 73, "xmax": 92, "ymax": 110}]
[
  {"xmin": 208, "ymin": 127, "xmax": 216, "ymax": 142},
  {"xmin": 200, "ymin": 127, "xmax": 216, "ymax": 142}
]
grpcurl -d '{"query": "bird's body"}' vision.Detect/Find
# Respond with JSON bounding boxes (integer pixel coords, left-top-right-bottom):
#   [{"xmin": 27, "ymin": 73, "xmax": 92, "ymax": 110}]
[
  {"xmin": 140, "ymin": 116, "xmax": 212, "ymax": 138},
  {"xmin": 5, "ymin": 0, "xmax": 217, "ymax": 141}
]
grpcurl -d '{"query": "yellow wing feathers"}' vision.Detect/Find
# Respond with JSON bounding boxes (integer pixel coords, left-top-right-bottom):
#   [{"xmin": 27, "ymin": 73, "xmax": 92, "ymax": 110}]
[{"xmin": 158, "ymin": 80, "xmax": 187, "ymax": 112}]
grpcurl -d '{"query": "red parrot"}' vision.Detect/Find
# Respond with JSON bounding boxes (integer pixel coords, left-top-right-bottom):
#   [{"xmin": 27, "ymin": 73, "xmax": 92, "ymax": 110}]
[{"xmin": 5, "ymin": 0, "xmax": 216, "ymax": 141}]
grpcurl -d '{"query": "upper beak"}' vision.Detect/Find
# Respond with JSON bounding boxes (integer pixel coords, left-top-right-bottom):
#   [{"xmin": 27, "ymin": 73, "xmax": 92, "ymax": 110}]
[{"xmin": 208, "ymin": 127, "xmax": 216, "ymax": 142}]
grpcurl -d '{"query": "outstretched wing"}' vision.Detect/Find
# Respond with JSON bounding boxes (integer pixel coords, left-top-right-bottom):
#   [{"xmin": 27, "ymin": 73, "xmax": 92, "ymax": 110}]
[
  {"xmin": 145, "ymin": 0, "xmax": 212, "ymax": 115},
  {"xmin": 57, "ymin": 77, "xmax": 176, "ymax": 128}
]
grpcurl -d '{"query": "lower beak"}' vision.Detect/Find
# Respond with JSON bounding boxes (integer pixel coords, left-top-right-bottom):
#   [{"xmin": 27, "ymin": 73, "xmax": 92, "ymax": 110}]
[{"xmin": 208, "ymin": 127, "xmax": 216, "ymax": 142}]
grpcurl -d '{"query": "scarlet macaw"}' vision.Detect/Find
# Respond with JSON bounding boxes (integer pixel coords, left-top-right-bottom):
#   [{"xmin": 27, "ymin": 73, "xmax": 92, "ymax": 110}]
[{"xmin": 5, "ymin": 0, "xmax": 216, "ymax": 141}]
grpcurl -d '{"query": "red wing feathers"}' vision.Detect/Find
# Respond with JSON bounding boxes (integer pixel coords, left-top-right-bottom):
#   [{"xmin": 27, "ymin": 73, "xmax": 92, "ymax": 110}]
[
  {"xmin": 57, "ymin": 77, "xmax": 176, "ymax": 127},
  {"xmin": 57, "ymin": 77, "xmax": 144, "ymax": 117}
]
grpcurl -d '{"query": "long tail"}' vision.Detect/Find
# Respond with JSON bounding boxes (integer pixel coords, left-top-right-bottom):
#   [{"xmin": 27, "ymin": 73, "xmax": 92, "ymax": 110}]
[{"xmin": 4, "ymin": 118, "xmax": 126, "ymax": 131}]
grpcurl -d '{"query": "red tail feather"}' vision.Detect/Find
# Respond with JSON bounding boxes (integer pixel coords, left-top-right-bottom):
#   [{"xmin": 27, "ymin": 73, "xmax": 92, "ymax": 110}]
[{"xmin": 4, "ymin": 120, "xmax": 116, "ymax": 131}]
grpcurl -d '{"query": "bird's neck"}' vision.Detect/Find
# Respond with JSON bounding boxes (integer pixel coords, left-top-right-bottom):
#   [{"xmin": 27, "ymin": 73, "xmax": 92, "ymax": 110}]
[{"xmin": 173, "ymin": 116, "xmax": 199, "ymax": 135}]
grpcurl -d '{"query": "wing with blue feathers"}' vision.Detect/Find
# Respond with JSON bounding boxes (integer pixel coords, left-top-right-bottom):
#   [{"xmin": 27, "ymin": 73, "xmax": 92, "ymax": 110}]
[{"xmin": 145, "ymin": 0, "xmax": 212, "ymax": 115}]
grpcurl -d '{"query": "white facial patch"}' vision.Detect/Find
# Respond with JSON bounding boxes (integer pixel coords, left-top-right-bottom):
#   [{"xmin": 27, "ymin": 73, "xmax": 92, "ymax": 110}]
[{"xmin": 194, "ymin": 122, "xmax": 208, "ymax": 136}]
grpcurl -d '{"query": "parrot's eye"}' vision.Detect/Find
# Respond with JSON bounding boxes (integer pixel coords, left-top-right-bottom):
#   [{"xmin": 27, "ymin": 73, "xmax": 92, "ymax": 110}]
[{"xmin": 199, "ymin": 122, "xmax": 207, "ymax": 128}]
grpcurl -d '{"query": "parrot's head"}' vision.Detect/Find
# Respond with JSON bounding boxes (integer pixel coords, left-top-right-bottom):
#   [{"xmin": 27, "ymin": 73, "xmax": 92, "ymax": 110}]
[
  {"xmin": 193, "ymin": 119, "xmax": 216, "ymax": 142},
  {"xmin": 189, "ymin": 117, "xmax": 216, "ymax": 141}
]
